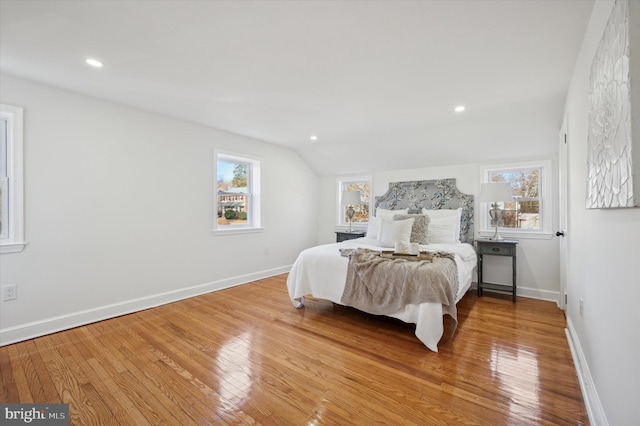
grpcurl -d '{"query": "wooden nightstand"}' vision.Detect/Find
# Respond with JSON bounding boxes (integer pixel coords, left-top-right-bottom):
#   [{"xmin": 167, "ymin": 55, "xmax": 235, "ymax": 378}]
[
  {"xmin": 335, "ymin": 231, "xmax": 366, "ymax": 242},
  {"xmin": 476, "ymin": 239, "xmax": 518, "ymax": 302}
]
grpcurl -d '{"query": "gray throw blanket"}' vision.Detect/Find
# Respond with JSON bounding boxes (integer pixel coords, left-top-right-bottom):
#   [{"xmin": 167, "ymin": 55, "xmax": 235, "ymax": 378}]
[{"xmin": 341, "ymin": 248, "xmax": 459, "ymax": 323}]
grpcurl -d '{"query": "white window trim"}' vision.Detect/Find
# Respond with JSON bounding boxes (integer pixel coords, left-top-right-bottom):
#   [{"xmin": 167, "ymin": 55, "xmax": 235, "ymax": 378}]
[
  {"xmin": 0, "ymin": 104, "xmax": 26, "ymax": 254},
  {"xmin": 0, "ymin": 177, "xmax": 8, "ymax": 240},
  {"xmin": 212, "ymin": 149, "xmax": 263, "ymax": 236},
  {"xmin": 336, "ymin": 175, "xmax": 371, "ymax": 229},
  {"xmin": 479, "ymin": 160, "xmax": 553, "ymax": 240}
]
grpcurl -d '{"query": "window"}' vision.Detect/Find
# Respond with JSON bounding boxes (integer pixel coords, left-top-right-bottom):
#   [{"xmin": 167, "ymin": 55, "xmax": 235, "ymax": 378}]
[
  {"xmin": 0, "ymin": 125, "xmax": 7, "ymax": 240},
  {"xmin": 213, "ymin": 151, "xmax": 261, "ymax": 234},
  {"xmin": 0, "ymin": 104, "xmax": 25, "ymax": 253},
  {"xmin": 480, "ymin": 160, "xmax": 552, "ymax": 238},
  {"xmin": 337, "ymin": 176, "xmax": 371, "ymax": 227}
]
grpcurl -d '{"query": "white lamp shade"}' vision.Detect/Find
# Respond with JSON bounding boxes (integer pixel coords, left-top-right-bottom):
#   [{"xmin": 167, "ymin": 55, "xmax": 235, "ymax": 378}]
[
  {"xmin": 341, "ymin": 190, "xmax": 361, "ymax": 206},
  {"xmin": 478, "ymin": 183, "xmax": 513, "ymax": 202}
]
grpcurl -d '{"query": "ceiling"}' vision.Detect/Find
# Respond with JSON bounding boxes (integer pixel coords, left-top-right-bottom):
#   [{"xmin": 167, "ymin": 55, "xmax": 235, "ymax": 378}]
[{"xmin": 0, "ymin": 0, "xmax": 594, "ymax": 176}]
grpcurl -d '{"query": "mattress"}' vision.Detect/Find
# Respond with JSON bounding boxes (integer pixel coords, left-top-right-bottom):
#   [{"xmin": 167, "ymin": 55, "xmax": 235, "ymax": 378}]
[{"xmin": 286, "ymin": 237, "xmax": 477, "ymax": 351}]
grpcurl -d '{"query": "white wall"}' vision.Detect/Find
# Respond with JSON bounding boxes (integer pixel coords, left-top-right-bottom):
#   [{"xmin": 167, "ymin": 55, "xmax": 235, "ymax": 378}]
[
  {"xmin": 0, "ymin": 74, "xmax": 319, "ymax": 345},
  {"xmin": 562, "ymin": 1, "xmax": 640, "ymax": 425},
  {"xmin": 319, "ymin": 162, "xmax": 562, "ymax": 302}
]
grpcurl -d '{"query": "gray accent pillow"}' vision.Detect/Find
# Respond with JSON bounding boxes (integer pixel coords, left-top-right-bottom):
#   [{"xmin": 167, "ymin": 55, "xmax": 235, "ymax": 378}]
[{"xmin": 393, "ymin": 214, "xmax": 430, "ymax": 244}]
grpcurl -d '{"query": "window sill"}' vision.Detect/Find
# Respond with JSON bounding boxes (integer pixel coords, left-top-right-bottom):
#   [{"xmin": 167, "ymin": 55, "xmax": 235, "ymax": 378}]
[
  {"xmin": 212, "ymin": 227, "xmax": 264, "ymax": 236},
  {"xmin": 478, "ymin": 231, "xmax": 553, "ymax": 240},
  {"xmin": 0, "ymin": 241, "xmax": 27, "ymax": 254}
]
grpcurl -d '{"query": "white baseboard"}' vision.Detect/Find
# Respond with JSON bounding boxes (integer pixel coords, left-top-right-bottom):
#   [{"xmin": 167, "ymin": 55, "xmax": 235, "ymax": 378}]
[
  {"xmin": 517, "ymin": 286, "xmax": 559, "ymax": 304},
  {"xmin": 471, "ymin": 282, "xmax": 559, "ymax": 304},
  {"xmin": 565, "ymin": 317, "xmax": 609, "ymax": 426},
  {"xmin": 0, "ymin": 265, "xmax": 291, "ymax": 346}
]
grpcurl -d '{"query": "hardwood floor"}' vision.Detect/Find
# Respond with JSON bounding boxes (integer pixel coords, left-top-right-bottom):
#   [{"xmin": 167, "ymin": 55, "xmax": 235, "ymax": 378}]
[{"xmin": 1, "ymin": 274, "xmax": 588, "ymax": 425}]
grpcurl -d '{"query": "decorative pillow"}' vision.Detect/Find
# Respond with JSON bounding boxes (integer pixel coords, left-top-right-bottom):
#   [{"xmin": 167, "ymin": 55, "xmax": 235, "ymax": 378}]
[
  {"xmin": 376, "ymin": 207, "xmax": 409, "ymax": 219},
  {"xmin": 377, "ymin": 217, "xmax": 415, "ymax": 248},
  {"xmin": 422, "ymin": 207, "xmax": 462, "ymax": 216},
  {"xmin": 425, "ymin": 214, "xmax": 459, "ymax": 244},
  {"xmin": 422, "ymin": 208, "xmax": 462, "ymax": 243},
  {"xmin": 365, "ymin": 216, "xmax": 381, "ymax": 240},
  {"xmin": 392, "ymin": 214, "xmax": 430, "ymax": 244}
]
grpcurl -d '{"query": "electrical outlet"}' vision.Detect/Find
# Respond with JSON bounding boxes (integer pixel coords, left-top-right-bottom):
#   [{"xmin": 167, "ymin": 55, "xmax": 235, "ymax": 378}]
[
  {"xmin": 2, "ymin": 284, "xmax": 17, "ymax": 301},
  {"xmin": 579, "ymin": 298, "xmax": 584, "ymax": 317}
]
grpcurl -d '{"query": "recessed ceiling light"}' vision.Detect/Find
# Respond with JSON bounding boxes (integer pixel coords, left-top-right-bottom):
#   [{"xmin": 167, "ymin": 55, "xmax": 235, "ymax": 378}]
[
  {"xmin": 310, "ymin": 135, "xmax": 318, "ymax": 141},
  {"xmin": 86, "ymin": 58, "xmax": 104, "ymax": 68},
  {"xmin": 454, "ymin": 105, "xmax": 466, "ymax": 112}
]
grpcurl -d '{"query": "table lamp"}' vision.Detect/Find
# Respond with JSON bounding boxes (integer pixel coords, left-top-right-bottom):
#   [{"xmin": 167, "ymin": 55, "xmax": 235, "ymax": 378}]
[
  {"xmin": 478, "ymin": 182, "xmax": 513, "ymax": 240},
  {"xmin": 341, "ymin": 190, "xmax": 361, "ymax": 233}
]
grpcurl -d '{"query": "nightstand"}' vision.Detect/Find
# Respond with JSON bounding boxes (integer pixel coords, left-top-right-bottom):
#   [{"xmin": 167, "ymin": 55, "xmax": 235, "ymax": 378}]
[
  {"xmin": 335, "ymin": 231, "xmax": 366, "ymax": 242},
  {"xmin": 476, "ymin": 239, "xmax": 518, "ymax": 302}
]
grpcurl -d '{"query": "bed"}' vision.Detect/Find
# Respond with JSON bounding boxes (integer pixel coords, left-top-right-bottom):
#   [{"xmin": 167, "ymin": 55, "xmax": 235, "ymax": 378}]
[{"xmin": 286, "ymin": 179, "xmax": 476, "ymax": 352}]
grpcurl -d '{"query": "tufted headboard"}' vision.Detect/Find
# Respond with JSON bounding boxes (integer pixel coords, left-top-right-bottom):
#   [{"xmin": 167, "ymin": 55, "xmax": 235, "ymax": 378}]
[{"xmin": 374, "ymin": 178, "xmax": 474, "ymax": 244}]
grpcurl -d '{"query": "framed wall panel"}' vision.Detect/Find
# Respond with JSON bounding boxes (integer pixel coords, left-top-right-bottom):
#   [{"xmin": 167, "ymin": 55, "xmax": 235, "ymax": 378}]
[{"xmin": 586, "ymin": 0, "xmax": 640, "ymax": 208}]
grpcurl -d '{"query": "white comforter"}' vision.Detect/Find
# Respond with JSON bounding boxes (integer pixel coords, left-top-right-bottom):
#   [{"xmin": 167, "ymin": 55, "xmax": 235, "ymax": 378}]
[{"xmin": 286, "ymin": 237, "xmax": 477, "ymax": 352}]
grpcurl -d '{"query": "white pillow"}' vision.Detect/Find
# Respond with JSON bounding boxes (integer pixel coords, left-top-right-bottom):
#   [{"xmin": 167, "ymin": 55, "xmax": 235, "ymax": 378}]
[
  {"xmin": 376, "ymin": 207, "xmax": 409, "ymax": 219},
  {"xmin": 422, "ymin": 207, "xmax": 461, "ymax": 217},
  {"xmin": 377, "ymin": 217, "xmax": 415, "ymax": 248},
  {"xmin": 422, "ymin": 208, "xmax": 462, "ymax": 243},
  {"xmin": 425, "ymin": 214, "xmax": 459, "ymax": 244},
  {"xmin": 365, "ymin": 216, "xmax": 381, "ymax": 240},
  {"xmin": 392, "ymin": 214, "xmax": 430, "ymax": 244}
]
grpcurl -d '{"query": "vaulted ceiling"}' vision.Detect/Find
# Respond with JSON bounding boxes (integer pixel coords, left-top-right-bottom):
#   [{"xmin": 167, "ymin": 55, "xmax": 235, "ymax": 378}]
[{"xmin": 0, "ymin": 0, "xmax": 594, "ymax": 176}]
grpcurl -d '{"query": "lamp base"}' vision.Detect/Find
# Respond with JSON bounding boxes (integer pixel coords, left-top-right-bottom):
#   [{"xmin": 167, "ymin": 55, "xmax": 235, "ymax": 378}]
[
  {"xmin": 347, "ymin": 207, "xmax": 355, "ymax": 233},
  {"xmin": 488, "ymin": 205, "xmax": 504, "ymax": 241}
]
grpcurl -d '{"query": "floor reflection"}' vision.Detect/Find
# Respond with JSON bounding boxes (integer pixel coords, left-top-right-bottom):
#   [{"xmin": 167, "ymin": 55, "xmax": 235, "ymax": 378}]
[
  {"xmin": 216, "ymin": 331, "xmax": 253, "ymax": 410},
  {"xmin": 489, "ymin": 343, "xmax": 540, "ymax": 418}
]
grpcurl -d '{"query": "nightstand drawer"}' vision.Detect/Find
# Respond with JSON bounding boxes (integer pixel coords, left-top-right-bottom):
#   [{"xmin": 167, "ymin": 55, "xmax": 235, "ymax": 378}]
[
  {"xmin": 335, "ymin": 231, "xmax": 366, "ymax": 242},
  {"xmin": 479, "ymin": 243, "xmax": 516, "ymax": 256}
]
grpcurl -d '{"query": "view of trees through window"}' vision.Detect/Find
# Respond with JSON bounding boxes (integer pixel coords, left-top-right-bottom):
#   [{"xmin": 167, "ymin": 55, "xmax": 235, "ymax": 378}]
[
  {"xmin": 342, "ymin": 180, "xmax": 370, "ymax": 224},
  {"xmin": 489, "ymin": 168, "xmax": 541, "ymax": 230},
  {"xmin": 217, "ymin": 160, "xmax": 249, "ymax": 226}
]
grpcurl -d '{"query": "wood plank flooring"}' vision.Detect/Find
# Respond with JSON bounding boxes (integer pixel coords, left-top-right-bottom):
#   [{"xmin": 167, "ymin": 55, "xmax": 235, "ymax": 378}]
[{"xmin": 1, "ymin": 274, "xmax": 588, "ymax": 425}]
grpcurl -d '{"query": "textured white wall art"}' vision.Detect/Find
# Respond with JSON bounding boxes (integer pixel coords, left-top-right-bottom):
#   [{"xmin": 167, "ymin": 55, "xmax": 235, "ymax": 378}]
[{"xmin": 586, "ymin": 0, "xmax": 640, "ymax": 208}]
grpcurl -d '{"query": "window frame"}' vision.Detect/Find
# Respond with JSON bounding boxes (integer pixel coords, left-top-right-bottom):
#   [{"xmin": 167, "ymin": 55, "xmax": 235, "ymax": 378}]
[
  {"xmin": 336, "ymin": 176, "xmax": 371, "ymax": 229},
  {"xmin": 213, "ymin": 150, "xmax": 263, "ymax": 235},
  {"xmin": 0, "ymin": 104, "xmax": 25, "ymax": 254},
  {"xmin": 479, "ymin": 160, "xmax": 552, "ymax": 240}
]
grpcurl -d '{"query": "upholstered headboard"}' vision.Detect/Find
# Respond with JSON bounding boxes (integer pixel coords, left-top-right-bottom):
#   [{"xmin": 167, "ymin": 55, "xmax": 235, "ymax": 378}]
[{"xmin": 374, "ymin": 178, "xmax": 474, "ymax": 244}]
